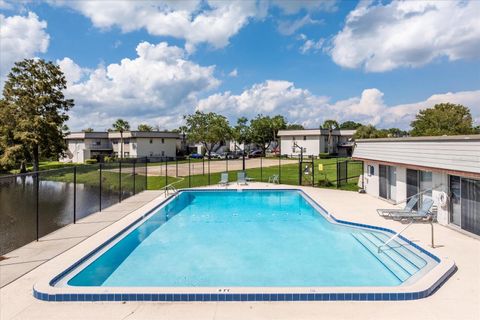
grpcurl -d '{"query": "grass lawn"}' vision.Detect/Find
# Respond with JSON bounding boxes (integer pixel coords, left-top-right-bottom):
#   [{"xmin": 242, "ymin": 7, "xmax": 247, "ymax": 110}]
[
  {"xmin": 146, "ymin": 157, "xmax": 362, "ymax": 192},
  {"xmin": 15, "ymin": 158, "xmax": 362, "ymax": 193}
]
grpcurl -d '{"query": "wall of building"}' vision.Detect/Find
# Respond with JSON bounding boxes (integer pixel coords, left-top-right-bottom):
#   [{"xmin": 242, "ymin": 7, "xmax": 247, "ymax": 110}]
[
  {"xmin": 62, "ymin": 139, "xmax": 86, "ymax": 163},
  {"xmin": 280, "ymin": 136, "xmax": 325, "ymax": 156},
  {"xmin": 362, "ymin": 160, "xmax": 450, "ymax": 226},
  {"xmin": 133, "ymin": 137, "xmax": 177, "ymax": 158}
]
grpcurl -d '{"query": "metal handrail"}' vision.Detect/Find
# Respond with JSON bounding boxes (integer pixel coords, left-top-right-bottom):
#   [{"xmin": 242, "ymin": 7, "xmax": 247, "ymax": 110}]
[{"xmin": 378, "ymin": 220, "xmax": 413, "ymax": 253}]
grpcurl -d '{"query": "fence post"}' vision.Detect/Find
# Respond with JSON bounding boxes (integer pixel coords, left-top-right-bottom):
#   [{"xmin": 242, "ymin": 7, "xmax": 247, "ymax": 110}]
[
  {"xmin": 145, "ymin": 157, "xmax": 148, "ymax": 191},
  {"xmin": 278, "ymin": 154, "xmax": 281, "ymax": 184},
  {"xmin": 188, "ymin": 157, "xmax": 191, "ymax": 187},
  {"xmin": 165, "ymin": 159, "xmax": 168, "ymax": 187},
  {"xmin": 298, "ymin": 156, "xmax": 301, "ymax": 186},
  {"xmin": 312, "ymin": 157, "xmax": 315, "ymax": 187},
  {"xmin": 208, "ymin": 158, "xmax": 211, "ymax": 185},
  {"xmin": 36, "ymin": 172, "xmax": 39, "ymax": 241},
  {"xmin": 202, "ymin": 157, "xmax": 205, "ymax": 175},
  {"xmin": 226, "ymin": 156, "xmax": 228, "ymax": 172},
  {"xmin": 362, "ymin": 161, "xmax": 365, "ymax": 190},
  {"xmin": 260, "ymin": 156, "xmax": 263, "ymax": 182},
  {"xmin": 336, "ymin": 158, "xmax": 339, "ymax": 188},
  {"xmin": 99, "ymin": 163, "xmax": 102, "ymax": 211},
  {"xmin": 119, "ymin": 160, "xmax": 122, "ymax": 202},
  {"xmin": 73, "ymin": 166, "xmax": 77, "ymax": 224},
  {"xmin": 133, "ymin": 159, "xmax": 136, "ymax": 196},
  {"xmin": 176, "ymin": 157, "xmax": 178, "ymax": 177}
]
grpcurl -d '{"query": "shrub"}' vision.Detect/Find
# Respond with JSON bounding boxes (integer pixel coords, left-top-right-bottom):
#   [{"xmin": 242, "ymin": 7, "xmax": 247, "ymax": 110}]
[
  {"xmin": 103, "ymin": 156, "xmax": 114, "ymax": 163},
  {"xmin": 85, "ymin": 159, "xmax": 98, "ymax": 164}
]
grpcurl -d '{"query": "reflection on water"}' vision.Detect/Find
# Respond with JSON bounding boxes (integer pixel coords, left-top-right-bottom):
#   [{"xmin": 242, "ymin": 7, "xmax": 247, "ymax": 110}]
[{"xmin": 0, "ymin": 176, "xmax": 130, "ymax": 255}]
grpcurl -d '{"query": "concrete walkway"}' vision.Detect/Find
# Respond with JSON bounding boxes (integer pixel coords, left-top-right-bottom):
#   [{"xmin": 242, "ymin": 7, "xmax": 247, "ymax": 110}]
[
  {"xmin": 1, "ymin": 184, "xmax": 479, "ymax": 320},
  {"xmin": 0, "ymin": 191, "xmax": 165, "ymax": 288}
]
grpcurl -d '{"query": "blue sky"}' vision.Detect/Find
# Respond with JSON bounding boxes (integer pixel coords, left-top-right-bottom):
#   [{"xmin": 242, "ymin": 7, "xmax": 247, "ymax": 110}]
[{"xmin": 1, "ymin": 0, "xmax": 479, "ymax": 131}]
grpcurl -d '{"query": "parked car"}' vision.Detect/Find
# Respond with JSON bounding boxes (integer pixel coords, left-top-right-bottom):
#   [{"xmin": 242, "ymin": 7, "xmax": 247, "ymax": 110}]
[
  {"xmin": 209, "ymin": 152, "xmax": 222, "ymax": 159},
  {"xmin": 249, "ymin": 150, "xmax": 263, "ymax": 158},
  {"xmin": 227, "ymin": 152, "xmax": 240, "ymax": 159},
  {"xmin": 189, "ymin": 153, "xmax": 203, "ymax": 159}
]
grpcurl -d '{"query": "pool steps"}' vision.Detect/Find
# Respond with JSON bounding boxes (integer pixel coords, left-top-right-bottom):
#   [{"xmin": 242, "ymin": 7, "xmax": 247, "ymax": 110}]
[{"xmin": 352, "ymin": 232, "xmax": 427, "ymax": 282}]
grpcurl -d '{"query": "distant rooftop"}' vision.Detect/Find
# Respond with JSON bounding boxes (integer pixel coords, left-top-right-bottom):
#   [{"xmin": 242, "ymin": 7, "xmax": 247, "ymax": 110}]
[
  {"xmin": 66, "ymin": 131, "xmax": 181, "ymax": 139},
  {"xmin": 277, "ymin": 128, "xmax": 356, "ymax": 137}
]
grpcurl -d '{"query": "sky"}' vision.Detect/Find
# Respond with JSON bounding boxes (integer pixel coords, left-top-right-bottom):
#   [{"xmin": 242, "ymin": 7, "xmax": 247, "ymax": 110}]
[{"xmin": 0, "ymin": 0, "xmax": 479, "ymax": 131}]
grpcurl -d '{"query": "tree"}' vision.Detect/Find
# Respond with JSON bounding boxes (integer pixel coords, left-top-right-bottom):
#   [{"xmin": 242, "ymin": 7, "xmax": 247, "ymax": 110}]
[
  {"xmin": 137, "ymin": 124, "xmax": 153, "ymax": 132},
  {"xmin": 250, "ymin": 114, "xmax": 286, "ymax": 155},
  {"xmin": 286, "ymin": 123, "xmax": 304, "ymax": 130},
  {"xmin": 82, "ymin": 128, "xmax": 94, "ymax": 132},
  {"xmin": 322, "ymin": 119, "xmax": 339, "ymax": 154},
  {"xmin": 339, "ymin": 121, "xmax": 362, "ymax": 130},
  {"xmin": 112, "ymin": 119, "xmax": 130, "ymax": 158},
  {"xmin": 353, "ymin": 125, "xmax": 388, "ymax": 139},
  {"xmin": 231, "ymin": 117, "xmax": 251, "ymax": 152},
  {"xmin": 184, "ymin": 111, "xmax": 231, "ymax": 159},
  {"xmin": 410, "ymin": 103, "xmax": 476, "ymax": 136},
  {"xmin": 0, "ymin": 59, "xmax": 74, "ymax": 172},
  {"xmin": 385, "ymin": 128, "xmax": 408, "ymax": 138}
]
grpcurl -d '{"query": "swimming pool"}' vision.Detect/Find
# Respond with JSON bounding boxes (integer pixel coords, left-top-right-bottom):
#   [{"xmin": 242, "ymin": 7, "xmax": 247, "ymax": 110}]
[{"xmin": 34, "ymin": 189, "xmax": 455, "ymax": 301}]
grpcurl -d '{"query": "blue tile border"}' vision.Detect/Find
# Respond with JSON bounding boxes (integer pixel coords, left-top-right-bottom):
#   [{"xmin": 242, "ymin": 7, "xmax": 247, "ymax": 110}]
[{"xmin": 34, "ymin": 188, "xmax": 455, "ymax": 302}]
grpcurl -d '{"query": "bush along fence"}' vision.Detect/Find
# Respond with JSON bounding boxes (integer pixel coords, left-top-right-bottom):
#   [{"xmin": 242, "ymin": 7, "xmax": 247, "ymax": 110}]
[
  {"xmin": 145, "ymin": 155, "xmax": 364, "ymax": 192},
  {"xmin": 0, "ymin": 158, "xmax": 147, "ymax": 256}
]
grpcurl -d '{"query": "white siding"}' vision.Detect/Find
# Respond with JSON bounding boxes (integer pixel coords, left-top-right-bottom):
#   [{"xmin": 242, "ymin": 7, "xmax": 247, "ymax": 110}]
[
  {"xmin": 134, "ymin": 137, "xmax": 176, "ymax": 158},
  {"xmin": 280, "ymin": 136, "xmax": 324, "ymax": 156},
  {"xmin": 354, "ymin": 140, "xmax": 480, "ymax": 174}
]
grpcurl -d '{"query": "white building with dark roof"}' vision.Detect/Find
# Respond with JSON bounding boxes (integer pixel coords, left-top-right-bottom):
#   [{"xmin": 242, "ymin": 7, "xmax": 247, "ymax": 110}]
[
  {"xmin": 62, "ymin": 131, "xmax": 180, "ymax": 162},
  {"xmin": 277, "ymin": 129, "xmax": 356, "ymax": 157},
  {"xmin": 353, "ymin": 135, "xmax": 480, "ymax": 237}
]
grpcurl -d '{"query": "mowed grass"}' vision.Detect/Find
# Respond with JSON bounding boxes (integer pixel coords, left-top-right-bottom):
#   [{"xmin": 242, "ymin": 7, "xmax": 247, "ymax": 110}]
[
  {"xmin": 146, "ymin": 158, "xmax": 362, "ymax": 192},
  {"xmin": 19, "ymin": 158, "xmax": 362, "ymax": 192}
]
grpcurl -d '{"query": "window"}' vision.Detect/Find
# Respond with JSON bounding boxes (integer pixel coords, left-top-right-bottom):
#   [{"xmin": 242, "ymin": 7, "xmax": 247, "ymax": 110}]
[
  {"xmin": 367, "ymin": 165, "xmax": 374, "ymax": 176},
  {"xmin": 161, "ymin": 151, "xmax": 165, "ymax": 156},
  {"xmin": 124, "ymin": 152, "xmax": 130, "ymax": 157},
  {"xmin": 161, "ymin": 138, "xmax": 165, "ymax": 143},
  {"xmin": 303, "ymin": 136, "xmax": 307, "ymax": 140},
  {"xmin": 112, "ymin": 139, "xmax": 118, "ymax": 144},
  {"xmin": 95, "ymin": 140, "xmax": 101, "ymax": 146},
  {"xmin": 149, "ymin": 139, "xmax": 153, "ymax": 144},
  {"xmin": 124, "ymin": 139, "xmax": 130, "ymax": 144},
  {"xmin": 292, "ymin": 137, "xmax": 296, "ymax": 141},
  {"xmin": 303, "ymin": 147, "xmax": 307, "ymax": 152}
]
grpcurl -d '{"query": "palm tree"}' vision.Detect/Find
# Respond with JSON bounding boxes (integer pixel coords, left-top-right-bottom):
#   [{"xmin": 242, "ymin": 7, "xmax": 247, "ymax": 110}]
[
  {"xmin": 322, "ymin": 120, "xmax": 339, "ymax": 154},
  {"xmin": 112, "ymin": 119, "xmax": 130, "ymax": 158}
]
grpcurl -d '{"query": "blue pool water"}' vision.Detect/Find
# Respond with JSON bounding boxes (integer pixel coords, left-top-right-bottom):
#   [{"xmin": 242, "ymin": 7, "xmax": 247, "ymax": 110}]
[{"xmin": 67, "ymin": 190, "xmax": 427, "ymax": 287}]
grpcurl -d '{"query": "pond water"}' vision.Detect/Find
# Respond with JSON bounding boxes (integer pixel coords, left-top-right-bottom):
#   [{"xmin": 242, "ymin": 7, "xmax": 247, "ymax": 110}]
[{"xmin": 0, "ymin": 176, "xmax": 130, "ymax": 255}]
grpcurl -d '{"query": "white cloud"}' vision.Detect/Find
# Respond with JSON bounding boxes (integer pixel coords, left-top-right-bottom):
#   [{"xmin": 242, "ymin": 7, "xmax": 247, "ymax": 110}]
[
  {"xmin": 0, "ymin": 12, "xmax": 50, "ymax": 81},
  {"xmin": 198, "ymin": 80, "xmax": 480, "ymax": 129},
  {"xmin": 299, "ymin": 36, "xmax": 324, "ymax": 54},
  {"xmin": 64, "ymin": 41, "xmax": 220, "ymax": 130},
  {"xmin": 271, "ymin": 0, "xmax": 337, "ymax": 15},
  {"xmin": 228, "ymin": 68, "xmax": 238, "ymax": 77},
  {"xmin": 330, "ymin": 1, "xmax": 480, "ymax": 72},
  {"xmin": 277, "ymin": 14, "xmax": 322, "ymax": 36},
  {"xmin": 49, "ymin": 0, "xmax": 260, "ymax": 51}
]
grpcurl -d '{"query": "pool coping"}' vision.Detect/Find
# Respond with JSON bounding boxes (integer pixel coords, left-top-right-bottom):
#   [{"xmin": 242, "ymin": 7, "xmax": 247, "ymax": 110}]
[{"xmin": 33, "ymin": 188, "xmax": 456, "ymax": 302}]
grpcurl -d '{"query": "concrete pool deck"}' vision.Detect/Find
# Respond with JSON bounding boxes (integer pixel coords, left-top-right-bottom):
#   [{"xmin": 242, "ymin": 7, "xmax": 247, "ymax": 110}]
[{"xmin": 1, "ymin": 184, "xmax": 479, "ymax": 319}]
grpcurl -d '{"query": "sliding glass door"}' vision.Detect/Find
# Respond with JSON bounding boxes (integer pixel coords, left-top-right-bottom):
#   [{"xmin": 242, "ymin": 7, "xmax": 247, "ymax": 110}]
[
  {"xmin": 450, "ymin": 175, "xmax": 480, "ymax": 236},
  {"xmin": 406, "ymin": 169, "xmax": 432, "ymax": 209},
  {"xmin": 379, "ymin": 165, "xmax": 396, "ymax": 201}
]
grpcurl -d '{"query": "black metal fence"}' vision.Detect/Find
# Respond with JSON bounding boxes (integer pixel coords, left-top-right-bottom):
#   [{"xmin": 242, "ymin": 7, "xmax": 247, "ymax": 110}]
[
  {"xmin": 0, "ymin": 158, "xmax": 147, "ymax": 255},
  {"xmin": 147, "ymin": 155, "xmax": 363, "ymax": 190}
]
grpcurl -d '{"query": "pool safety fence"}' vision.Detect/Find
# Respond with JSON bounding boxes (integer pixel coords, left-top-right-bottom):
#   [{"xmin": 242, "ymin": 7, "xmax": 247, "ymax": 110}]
[{"xmin": 0, "ymin": 158, "xmax": 148, "ymax": 256}]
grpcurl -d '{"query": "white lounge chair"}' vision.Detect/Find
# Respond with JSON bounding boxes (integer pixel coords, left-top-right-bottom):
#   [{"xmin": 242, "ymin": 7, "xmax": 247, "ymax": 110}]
[
  {"xmin": 268, "ymin": 174, "xmax": 279, "ymax": 184},
  {"xmin": 219, "ymin": 172, "xmax": 229, "ymax": 186},
  {"xmin": 391, "ymin": 198, "xmax": 434, "ymax": 221},
  {"xmin": 377, "ymin": 195, "xmax": 419, "ymax": 218},
  {"xmin": 236, "ymin": 171, "xmax": 248, "ymax": 185}
]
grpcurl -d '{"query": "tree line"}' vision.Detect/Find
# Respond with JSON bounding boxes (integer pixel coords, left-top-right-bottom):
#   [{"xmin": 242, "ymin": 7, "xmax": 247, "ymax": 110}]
[{"xmin": 1, "ymin": 58, "xmax": 479, "ymax": 172}]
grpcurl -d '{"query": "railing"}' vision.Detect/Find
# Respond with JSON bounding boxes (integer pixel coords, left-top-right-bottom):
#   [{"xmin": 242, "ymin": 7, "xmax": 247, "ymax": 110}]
[
  {"xmin": 0, "ymin": 157, "xmax": 148, "ymax": 256},
  {"xmin": 378, "ymin": 221, "xmax": 414, "ymax": 253}
]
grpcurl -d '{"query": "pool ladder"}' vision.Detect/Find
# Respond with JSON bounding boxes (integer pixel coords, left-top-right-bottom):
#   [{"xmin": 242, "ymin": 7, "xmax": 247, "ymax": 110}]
[{"xmin": 164, "ymin": 184, "xmax": 178, "ymax": 196}]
